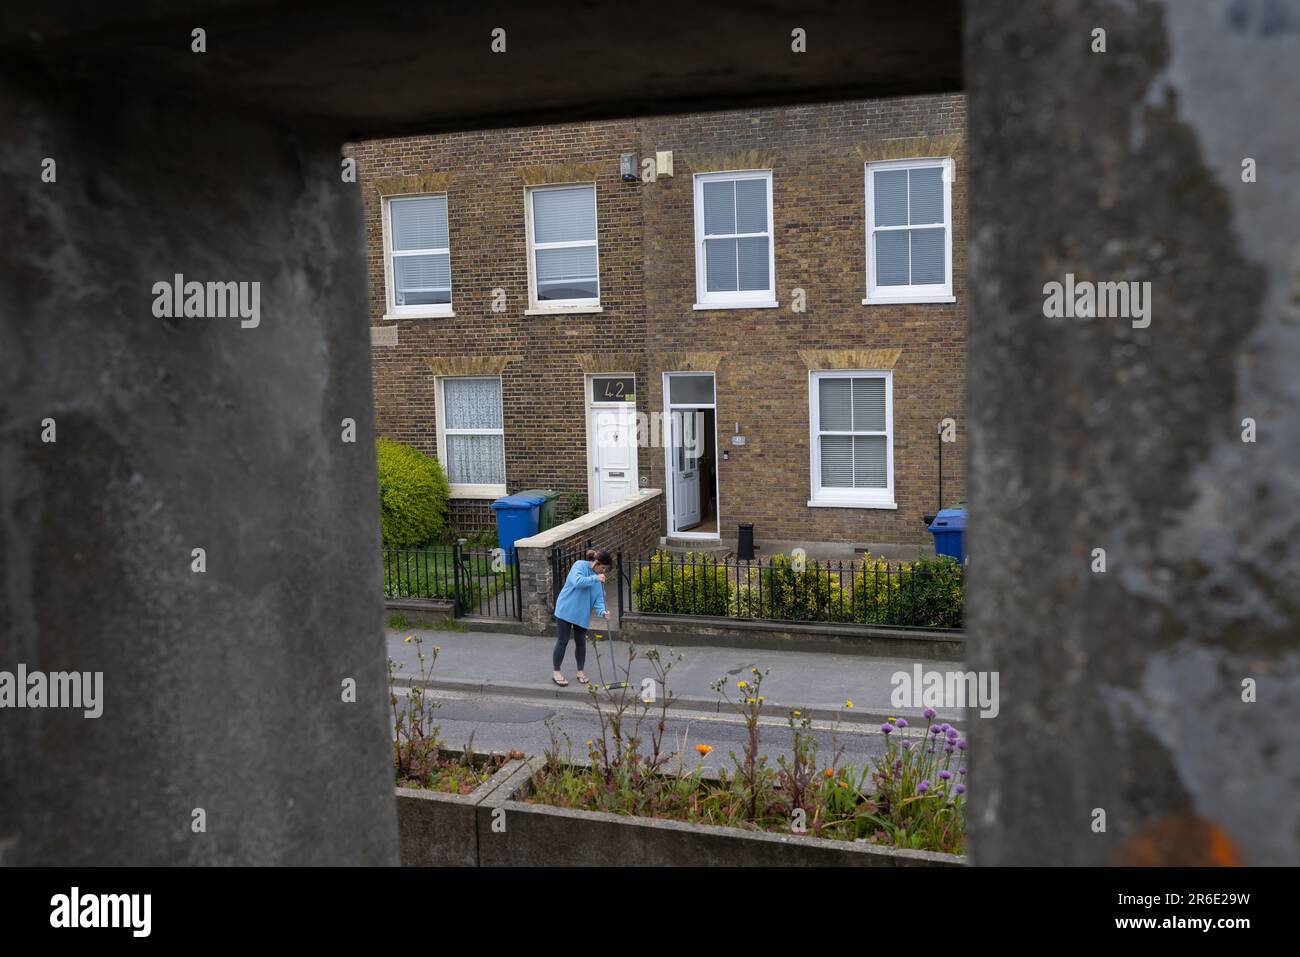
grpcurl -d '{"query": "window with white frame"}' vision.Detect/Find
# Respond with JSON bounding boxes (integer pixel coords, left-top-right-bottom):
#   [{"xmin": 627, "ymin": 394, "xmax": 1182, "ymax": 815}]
[
  {"xmin": 438, "ymin": 376, "xmax": 506, "ymax": 496},
  {"xmin": 864, "ymin": 158, "xmax": 953, "ymax": 304},
  {"xmin": 693, "ymin": 170, "xmax": 776, "ymax": 309},
  {"xmin": 385, "ymin": 194, "xmax": 452, "ymax": 316},
  {"xmin": 809, "ymin": 371, "xmax": 894, "ymax": 508},
  {"xmin": 526, "ymin": 183, "xmax": 600, "ymax": 311}
]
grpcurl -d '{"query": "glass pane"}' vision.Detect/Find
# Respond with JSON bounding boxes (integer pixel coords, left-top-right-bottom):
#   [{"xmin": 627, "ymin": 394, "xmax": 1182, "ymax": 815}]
[
  {"xmin": 818, "ymin": 377, "xmax": 852, "ymax": 431},
  {"xmin": 535, "ymin": 245, "xmax": 598, "ymax": 300},
  {"xmin": 735, "ymin": 178, "xmax": 768, "ymax": 232},
  {"xmin": 876, "ymin": 231, "xmax": 909, "ymax": 286},
  {"xmin": 852, "ymin": 377, "xmax": 886, "ymax": 432},
  {"xmin": 393, "ymin": 253, "xmax": 451, "ymax": 305},
  {"xmin": 873, "ymin": 169, "xmax": 908, "ymax": 227},
  {"xmin": 390, "ymin": 195, "xmax": 448, "ymax": 251},
  {"xmin": 443, "ymin": 378, "xmax": 501, "ymax": 430},
  {"xmin": 446, "ymin": 434, "xmax": 505, "ymax": 486},
  {"xmin": 853, "ymin": 435, "xmax": 887, "ymax": 488},
  {"xmin": 702, "ymin": 180, "xmax": 736, "ymax": 235},
  {"xmin": 704, "ymin": 237, "xmax": 738, "ymax": 292},
  {"xmin": 736, "ymin": 236, "xmax": 770, "ymax": 292},
  {"xmin": 910, "ymin": 228, "xmax": 946, "ymax": 285},
  {"xmin": 532, "ymin": 186, "xmax": 596, "ymax": 244},
  {"xmin": 668, "ymin": 373, "xmax": 715, "ymax": 405},
  {"xmin": 820, "ymin": 436, "xmax": 853, "ymax": 488},
  {"xmin": 909, "ymin": 167, "xmax": 944, "ymax": 225}
]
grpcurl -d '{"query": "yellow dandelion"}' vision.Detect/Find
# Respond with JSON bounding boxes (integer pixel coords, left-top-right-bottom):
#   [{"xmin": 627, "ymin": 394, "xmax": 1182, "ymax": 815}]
[
  {"xmin": 404, "ymin": 636, "xmax": 412, "ymax": 643},
  {"xmin": 845, "ymin": 699, "xmax": 854, "ymax": 709},
  {"xmin": 887, "ymin": 716, "xmax": 897, "ymax": 724},
  {"xmin": 793, "ymin": 710, "xmax": 801, "ymax": 717},
  {"xmin": 738, "ymin": 680, "xmax": 748, "ymax": 688}
]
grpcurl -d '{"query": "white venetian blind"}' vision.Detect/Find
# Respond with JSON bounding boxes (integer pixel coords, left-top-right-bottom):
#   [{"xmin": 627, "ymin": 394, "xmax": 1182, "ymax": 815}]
[
  {"xmin": 531, "ymin": 185, "xmax": 598, "ymax": 302},
  {"xmin": 702, "ymin": 175, "xmax": 771, "ymax": 294},
  {"xmin": 872, "ymin": 165, "xmax": 946, "ymax": 288},
  {"xmin": 818, "ymin": 376, "xmax": 887, "ymax": 489},
  {"xmin": 389, "ymin": 195, "xmax": 451, "ymax": 306}
]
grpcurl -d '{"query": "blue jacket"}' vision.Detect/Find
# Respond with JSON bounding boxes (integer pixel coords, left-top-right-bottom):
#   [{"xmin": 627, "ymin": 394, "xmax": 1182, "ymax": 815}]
[{"xmin": 554, "ymin": 559, "xmax": 607, "ymax": 627}]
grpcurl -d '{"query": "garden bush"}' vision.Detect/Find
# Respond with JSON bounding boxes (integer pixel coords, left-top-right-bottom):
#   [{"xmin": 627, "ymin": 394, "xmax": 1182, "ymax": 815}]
[
  {"xmin": 753, "ymin": 553, "xmax": 850, "ymax": 622},
  {"xmin": 851, "ymin": 553, "xmax": 963, "ymax": 628},
  {"xmin": 632, "ymin": 550, "xmax": 734, "ymax": 616},
  {"xmin": 376, "ymin": 438, "xmax": 450, "ymax": 547}
]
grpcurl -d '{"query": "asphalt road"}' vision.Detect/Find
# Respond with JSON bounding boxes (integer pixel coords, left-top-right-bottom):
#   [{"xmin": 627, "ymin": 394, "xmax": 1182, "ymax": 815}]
[{"xmin": 399, "ymin": 686, "xmax": 953, "ymax": 775}]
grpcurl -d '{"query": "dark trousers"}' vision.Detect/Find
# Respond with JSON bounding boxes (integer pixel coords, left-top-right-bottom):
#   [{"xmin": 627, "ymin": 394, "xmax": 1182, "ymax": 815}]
[{"xmin": 553, "ymin": 618, "xmax": 587, "ymax": 671}]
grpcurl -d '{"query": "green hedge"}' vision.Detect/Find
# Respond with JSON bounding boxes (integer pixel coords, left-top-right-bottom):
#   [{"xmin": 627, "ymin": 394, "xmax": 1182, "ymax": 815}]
[
  {"xmin": 632, "ymin": 550, "xmax": 734, "ymax": 616},
  {"xmin": 376, "ymin": 438, "xmax": 450, "ymax": 547}
]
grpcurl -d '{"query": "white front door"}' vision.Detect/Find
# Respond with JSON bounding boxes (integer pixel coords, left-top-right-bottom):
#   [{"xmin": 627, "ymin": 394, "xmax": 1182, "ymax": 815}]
[
  {"xmin": 591, "ymin": 404, "xmax": 636, "ymax": 508},
  {"xmin": 671, "ymin": 412, "xmax": 701, "ymax": 529}
]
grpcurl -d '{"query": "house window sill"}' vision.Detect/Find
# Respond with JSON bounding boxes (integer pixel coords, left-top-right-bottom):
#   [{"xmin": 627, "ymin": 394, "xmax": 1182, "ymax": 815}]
[
  {"xmin": 450, "ymin": 486, "xmax": 507, "ymax": 500},
  {"xmin": 861, "ymin": 295, "xmax": 955, "ymax": 306},
  {"xmin": 693, "ymin": 301, "xmax": 779, "ymax": 311},
  {"xmin": 525, "ymin": 305, "xmax": 603, "ymax": 316},
  {"xmin": 384, "ymin": 311, "xmax": 455, "ymax": 321},
  {"xmin": 807, "ymin": 499, "xmax": 899, "ymax": 510}
]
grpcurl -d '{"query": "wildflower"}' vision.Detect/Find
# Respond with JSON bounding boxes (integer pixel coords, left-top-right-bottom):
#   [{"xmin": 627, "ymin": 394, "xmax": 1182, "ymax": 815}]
[
  {"xmin": 917, "ymin": 779, "xmax": 931, "ymax": 794},
  {"xmin": 824, "ymin": 768, "xmax": 834, "ymax": 778},
  {"xmin": 940, "ymin": 723, "xmax": 951, "ymax": 733},
  {"xmin": 902, "ymin": 741, "xmax": 911, "ymax": 751},
  {"xmin": 896, "ymin": 717, "xmax": 909, "ymax": 729},
  {"xmin": 957, "ymin": 739, "xmax": 967, "ymax": 751},
  {"xmin": 880, "ymin": 723, "xmax": 893, "ymax": 735},
  {"xmin": 738, "ymin": 680, "xmax": 748, "ymax": 689},
  {"xmin": 434, "ymin": 646, "xmax": 441, "ymax": 653},
  {"xmin": 844, "ymin": 699, "xmax": 854, "ymax": 709},
  {"xmin": 944, "ymin": 745, "xmax": 954, "ymax": 755},
  {"xmin": 958, "ymin": 766, "xmax": 967, "ymax": 776},
  {"xmin": 939, "ymin": 770, "xmax": 952, "ymax": 780},
  {"xmin": 923, "ymin": 707, "xmax": 936, "ymax": 720},
  {"xmin": 758, "ymin": 696, "xmax": 765, "ymax": 702},
  {"xmin": 751, "ymin": 667, "xmax": 759, "ymax": 674},
  {"xmin": 838, "ymin": 781, "xmax": 848, "ymax": 789},
  {"xmin": 404, "ymin": 636, "xmax": 412, "ymax": 643},
  {"xmin": 696, "ymin": 744, "xmax": 713, "ymax": 756},
  {"xmin": 747, "ymin": 697, "xmax": 756, "ymax": 704},
  {"xmin": 586, "ymin": 740, "xmax": 593, "ymax": 746},
  {"xmin": 955, "ymin": 783, "xmax": 966, "ymax": 795},
  {"xmin": 936, "ymin": 790, "xmax": 945, "ymax": 798},
  {"xmin": 792, "ymin": 710, "xmax": 801, "ymax": 717},
  {"xmin": 887, "ymin": 716, "xmax": 897, "ymax": 723}
]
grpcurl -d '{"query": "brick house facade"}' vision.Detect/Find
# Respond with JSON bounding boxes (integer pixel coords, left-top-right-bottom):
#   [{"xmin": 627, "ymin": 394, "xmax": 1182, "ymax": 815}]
[{"xmin": 347, "ymin": 93, "xmax": 966, "ymax": 549}]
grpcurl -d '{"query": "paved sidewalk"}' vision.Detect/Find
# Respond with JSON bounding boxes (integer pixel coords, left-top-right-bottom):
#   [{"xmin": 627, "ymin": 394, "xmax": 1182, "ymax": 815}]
[{"xmin": 386, "ymin": 624, "xmax": 970, "ymax": 726}]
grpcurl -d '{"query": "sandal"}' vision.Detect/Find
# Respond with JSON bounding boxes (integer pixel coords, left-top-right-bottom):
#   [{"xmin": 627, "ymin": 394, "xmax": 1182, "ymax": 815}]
[
  {"xmin": 552, "ymin": 673, "xmax": 569, "ymax": 687},
  {"xmin": 576, "ymin": 672, "xmax": 590, "ymax": 685}
]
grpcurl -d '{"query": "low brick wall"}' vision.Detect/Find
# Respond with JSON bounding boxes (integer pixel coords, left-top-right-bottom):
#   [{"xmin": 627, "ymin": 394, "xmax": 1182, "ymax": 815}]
[{"xmin": 514, "ymin": 489, "xmax": 664, "ymax": 634}]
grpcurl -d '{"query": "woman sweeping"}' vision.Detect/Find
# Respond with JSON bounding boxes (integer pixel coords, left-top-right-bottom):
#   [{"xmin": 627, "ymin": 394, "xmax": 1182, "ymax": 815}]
[{"xmin": 551, "ymin": 548, "xmax": 612, "ymax": 686}]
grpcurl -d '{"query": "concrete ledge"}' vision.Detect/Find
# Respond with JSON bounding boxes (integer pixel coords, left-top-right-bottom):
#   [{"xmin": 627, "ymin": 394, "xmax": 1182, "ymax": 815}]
[
  {"xmin": 476, "ymin": 756, "xmax": 963, "ymax": 867},
  {"xmin": 385, "ymin": 598, "xmax": 456, "ymax": 621},
  {"xmin": 515, "ymin": 488, "xmax": 662, "ymax": 550},
  {"xmin": 395, "ymin": 750, "xmax": 526, "ymax": 867},
  {"xmin": 620, "ymin": 613, "xmax": 964, "ymax": 660}
]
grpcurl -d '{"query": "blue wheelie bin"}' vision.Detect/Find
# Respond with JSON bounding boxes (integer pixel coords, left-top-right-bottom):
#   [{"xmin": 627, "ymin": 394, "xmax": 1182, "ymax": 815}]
[
  {"xmin": 491, "ymin": 494, "xmax": 546, "ymax": 563},
  {"xmin": 927, "ymin": 508, "xmax": 967, "ymax": 564}
]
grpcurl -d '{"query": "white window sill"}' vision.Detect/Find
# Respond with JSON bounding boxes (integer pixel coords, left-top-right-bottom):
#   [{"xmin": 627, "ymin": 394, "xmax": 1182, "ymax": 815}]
[
  {"xmin": 450, "ymin": 485, "xmax": 507, "ymax": 501},
  {"xmin": 862, "ymin": 295, "xmax": 955, "ymax": 306},
  {"xmin": 807, "ymin": 499, "xmax": 898, "ymax": 510},
  {"xmin": 525, "ymin": 305, "xmax": 603, "ymax": 316},
  {"xmin": 693, "ymin": 300, "xmax": 779, "ymax": 311},
  {"xmin": 384, "ymin": 311, "xmax": 455, "ymax": 321}
]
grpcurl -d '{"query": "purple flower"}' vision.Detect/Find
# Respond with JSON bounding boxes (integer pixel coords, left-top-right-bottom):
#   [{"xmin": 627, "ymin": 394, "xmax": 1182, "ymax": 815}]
[
  {"xmin": 940, "ymin": 723, "xmax": 951, "ymax": 733},
  {"xmin": 957, "ymin": 739, "xmax": 967, "ymax": 751},
  {"xmin": 930, "ymin": 724, "xmax": 942, "ymax": 735},
  {"xmin": 917, "ymin": 780, "xmax": 931, "ymax": 794},
  {"xmin": 902, "ymin": 741, "xmax": 911, "ymax": 751},
  {"xmin": 944, "ymin": 745, "xmax": 954, "ymax": 755},
  {"xmin": 946, "ymin": 728, "xmax": 959, "ymax": 741},
  {"xmin": 880, "ymin": 723, "xmax": 893, "ymax": 734},
  {"xmin": 936, "ymin": 790, "xmax": 945, "ymax": 798},
  {"xmin": 923, "ymin": 708, "xmax": 936, "ymax": 720},
  {"xmin": 896, "ymin": 718, "xmax": 909, "ymax": 729},
  {"xmin": 958, "ymin": 766, "xmax": 967, "ymax": 776},
  {"xmin": 939, "ymin": 770, "xmax": 952, "ymax": 780},
  {"xmin": 955, "ymin": 783, "xmax": 966, "ymax": 795}
]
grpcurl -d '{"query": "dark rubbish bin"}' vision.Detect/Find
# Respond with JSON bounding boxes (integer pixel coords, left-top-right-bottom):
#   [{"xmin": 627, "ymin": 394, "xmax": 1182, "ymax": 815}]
[{"xmin": 737, "ymin": 522, "xmax": 755, "ymax": 561}]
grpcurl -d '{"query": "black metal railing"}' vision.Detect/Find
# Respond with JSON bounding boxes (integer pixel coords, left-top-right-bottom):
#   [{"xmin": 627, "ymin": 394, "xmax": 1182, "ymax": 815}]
[
  {"xmin": 616, "ymin": 550, "xmax": 964, "ymax": 631},
  {"xmin": 382, "ymin": 542, "xmax": 522, "ymax": 620}
]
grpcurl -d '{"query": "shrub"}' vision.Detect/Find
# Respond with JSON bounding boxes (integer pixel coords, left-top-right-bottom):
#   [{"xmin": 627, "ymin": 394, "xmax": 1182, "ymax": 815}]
[
  {"xmin": 754, "ymin": 553, "xmax": 849, "ymax": 622},
  {"xmin": 851, "ymin": 553, "xmax": 963, "ymax": 628},
  {"xmin": 376, "ymin": 438, "xmax": 450, "ymax": 547},
  {"xmin": 632, "ymin": 550, "xmax": 734, "ymax": 616}
]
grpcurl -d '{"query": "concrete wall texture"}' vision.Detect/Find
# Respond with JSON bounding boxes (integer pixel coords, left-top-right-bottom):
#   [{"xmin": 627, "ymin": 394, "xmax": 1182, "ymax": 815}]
[
  {"xmin": 0, "ymin": 85, "xmax": 399, "ymax": 864},
  {"xmin": 966, "ymin": 0, "xmax": 1299, "ymax": 865}
]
